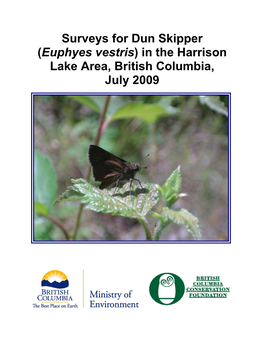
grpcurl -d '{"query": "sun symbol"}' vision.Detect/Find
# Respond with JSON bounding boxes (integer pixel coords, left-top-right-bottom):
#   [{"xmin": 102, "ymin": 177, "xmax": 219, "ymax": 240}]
[{"xmin": 42, "ymin": 270, "xmax": 68, "ymax": 283}]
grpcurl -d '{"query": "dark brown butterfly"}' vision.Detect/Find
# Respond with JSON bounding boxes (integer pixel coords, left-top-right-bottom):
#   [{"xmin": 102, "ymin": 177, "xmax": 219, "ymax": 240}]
[{"xmin": 88, "ymin": 145, "xmax": 148, "ymax": 195}]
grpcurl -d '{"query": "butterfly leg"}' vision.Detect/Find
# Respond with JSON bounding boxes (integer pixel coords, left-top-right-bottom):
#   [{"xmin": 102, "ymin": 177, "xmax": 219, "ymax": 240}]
[
  {"xmin": 112, "ymin": 179, "xmax": 121, "ymax": 196},
  {"xmin": 133, "ymin": 178, "xmax": 143, "ymax": 188},
  {"xmin": 129, "ymin": 178, "xmax": 133, "ymax": 196}
]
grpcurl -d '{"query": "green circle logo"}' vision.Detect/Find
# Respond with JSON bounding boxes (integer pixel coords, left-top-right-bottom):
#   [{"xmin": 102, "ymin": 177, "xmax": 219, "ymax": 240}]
[{"xmin": 149, "ymin": 273, "xmax": 185, "ymax": 305}]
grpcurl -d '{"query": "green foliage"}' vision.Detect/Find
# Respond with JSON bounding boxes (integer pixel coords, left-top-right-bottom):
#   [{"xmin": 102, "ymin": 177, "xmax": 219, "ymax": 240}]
[
  {"xmin": 34, "ymin": 151, "xmax": 57, "ymax": 210},
  {"xmin": 69, "ymin": 96, "xmax": 101, "ymax": 113},
  {"xmin": 54, "ymin": 168, "xmax": 201, "ymax": 240},
  {"xmin": 70, "ymin": 95, "xmax": 130, "ymax": 116},
  {"xmin": 110, "ymin": 101, "xmax": 170, "ymax": 123},
  {"xmin": 70, "ymin": 95, "xmax": 179, "ymax": 124},
  {"xmin": 199, "ymin": 96, "xmax": 228, "ymax": 116},
  {"xmin": 160, "ymin": 166, "xmax": 186, "ymax": 208},
  {"xmin": 34, "ymin": 202, "xmax": 49, "ymax": 217},
  {"xmin": 159, "ymin": 208, "xmax": 201, "ymax": 240},
  {"xmin": 34, "ymin": 151, "xmax": 60, "ymax": 240},
  {"xmin": 152, "ymin": 168, "xmax": 201, "ymax": 240},
  {"xmin": 54, "ymin": 179, "xmax": 159, "ymax": 219}
]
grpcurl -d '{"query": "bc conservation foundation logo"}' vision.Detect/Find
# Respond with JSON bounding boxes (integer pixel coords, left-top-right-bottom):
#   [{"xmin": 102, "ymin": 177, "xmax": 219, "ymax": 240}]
[
  {"xmin": 32, "ymin": 270, "xmax": 78, "ymax": 308},
  {"xmin": 149, "ymin": 273, "xmax": 185, "ymax": 305}
]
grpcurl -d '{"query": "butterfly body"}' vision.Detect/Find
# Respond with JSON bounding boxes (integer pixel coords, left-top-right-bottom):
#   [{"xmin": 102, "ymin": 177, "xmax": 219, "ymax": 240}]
[{"xmin": 89, "ymin": 145, "xmax": 145, "ymax": 193}]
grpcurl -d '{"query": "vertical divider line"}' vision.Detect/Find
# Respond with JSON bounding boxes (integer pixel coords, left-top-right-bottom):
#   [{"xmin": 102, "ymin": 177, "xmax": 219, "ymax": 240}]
[{"xmin": 83, "ymin": 270, "xmax": 84, "ymax": 308}]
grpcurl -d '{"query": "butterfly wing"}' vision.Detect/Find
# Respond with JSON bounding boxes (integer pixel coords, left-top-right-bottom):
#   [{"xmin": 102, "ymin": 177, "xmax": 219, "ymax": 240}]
[{"xmin": 89, "ymin": 145, "xmax": 128, "ymax": 187}]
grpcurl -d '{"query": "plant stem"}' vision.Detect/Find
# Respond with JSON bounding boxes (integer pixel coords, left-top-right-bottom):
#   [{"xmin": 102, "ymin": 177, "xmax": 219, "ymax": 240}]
[
  {"xmin": 72, "ymin": 95, "xmax": 111, "ymax": 240},
  {"xmin": 138, "ymin": 217, "xmax": 152, "ymax": 240},
  {"xmin": 40, "ymin": 214, "xmax": 69, "ymax": 240},
  {"xmin": 153, "ymin": 220, "xmax": 170, "ymax": 240},
  {"xmin": 150, "ymin": 122, "xmax": 158, "ymax": 164}
]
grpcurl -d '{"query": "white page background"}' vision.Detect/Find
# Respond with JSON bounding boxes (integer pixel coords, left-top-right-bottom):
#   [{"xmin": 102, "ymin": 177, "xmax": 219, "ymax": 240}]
[{"xmin": 1, "ymin": 1, "xmax": 263, "ymax": 339}]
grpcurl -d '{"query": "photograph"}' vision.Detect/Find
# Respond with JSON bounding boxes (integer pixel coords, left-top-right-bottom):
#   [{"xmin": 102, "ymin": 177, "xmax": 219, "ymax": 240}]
[{"xmin": 33, "ymin": 94, "xmax": 229, "ymax": 242}]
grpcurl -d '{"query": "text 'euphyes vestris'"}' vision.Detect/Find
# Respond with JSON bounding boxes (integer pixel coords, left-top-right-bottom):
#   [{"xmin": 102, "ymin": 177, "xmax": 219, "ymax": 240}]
[{"xmin": 88, "ymin": 145, "xmax": 149, "ymax": 195}]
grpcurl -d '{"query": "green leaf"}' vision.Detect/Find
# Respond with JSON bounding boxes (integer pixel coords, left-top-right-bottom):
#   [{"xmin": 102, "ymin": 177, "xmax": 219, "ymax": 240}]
[
  {"xmin": 54, "ymin": 179, "xmax": 159, "ymax": 219},
  {"xmin": 150, "ymin": 211, "xmax": 163, "ymax": 221},
  {"xmin": 199, "ymin": 96, "xmax": 228, "ymax": 116},
  {"xmin": 34, "ymin": 202, "xmax": 49, "ymax": 217},
  {"xmin": 157, "ymin": 96, "xmax": 180, "ymax": 115},
  {"xmin": 163, "ymin": 207, "xmax": 202, "ymax": 240},
  {"xmin": 53, "ymin": 178, "xmax": 89, "ymax": 204},
  {"xmin": 70, "ymin": 96, "xmax": 130, "ymax": 116},
  {"xmin": 110, "ymin": 102, "xmax": 169, "ymax": 123},
  {"xmin": 69, "ymin": 96, "xmax": 101, "ymax": 113},
  {"xmin": 162, "ymin": 166, "xmax": 182, "ymax": 207},
  {"xmin": 34, "ymin": 151, "xmax": 57, "ymax": 209},
  {"xmin": 97, "ymin": 96, "xmax": 130, "ymax": 116}
]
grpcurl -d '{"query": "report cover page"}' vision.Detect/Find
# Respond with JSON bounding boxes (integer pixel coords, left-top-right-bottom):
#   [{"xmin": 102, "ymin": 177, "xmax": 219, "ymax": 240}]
[{"xmin": 1, "ymin": 1, "xmax": 262, "ymax": 340}]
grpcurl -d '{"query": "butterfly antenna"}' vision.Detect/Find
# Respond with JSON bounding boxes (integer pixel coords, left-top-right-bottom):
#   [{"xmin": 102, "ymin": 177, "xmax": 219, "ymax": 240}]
[{"xmin": 141, "ymin": 153, "xmax": 150, "ymax": 169}]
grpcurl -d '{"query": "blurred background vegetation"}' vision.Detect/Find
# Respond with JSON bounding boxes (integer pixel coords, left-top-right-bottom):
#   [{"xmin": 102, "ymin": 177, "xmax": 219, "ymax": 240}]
[{"xmin": 34, "ymin": 95, "xmax": 228, "ymax": 241}]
